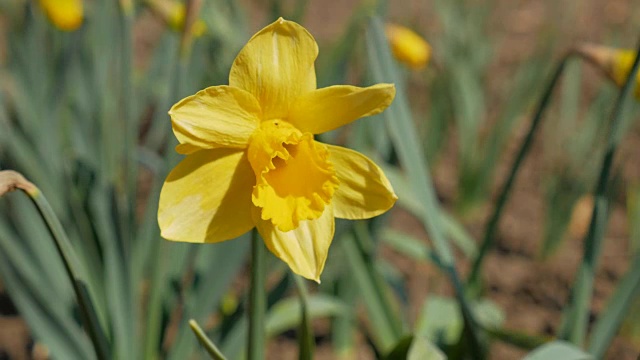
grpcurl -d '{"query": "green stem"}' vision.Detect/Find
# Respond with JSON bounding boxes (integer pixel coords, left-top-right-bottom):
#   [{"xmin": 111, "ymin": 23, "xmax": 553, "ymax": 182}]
[
  {"xmin": 118, "ymin": 0, "xmax": 136, "ymax": 252},
  {"xmin": 332, "ymin": 275, "xmax": 357, "ymax": 359},
  {"xmin": 294, "ymin": 275, "xmax": 314, "ymax": 360},
  {"xmin": 561, "ymin": 39, "xmax": 640, "ymax": 346},
  {"xmin": 467, "ymin": 54, "xmax": 572, "ymax": 290},
  {"xmin": 248, "ymin": 229, "xmax": 266, "ymax": 360},
  {"xmin": 341, "ymin": 233, "xmax": 397, "ymax": 352},
  {"xmin": 0, "ymin": 172, "xmax": 111, "ymax": 360},
  {"xmin": 353, "ymin": 222, "xmax": 402, "ymax": 338},
  {"xmin": 36, "ymin": 191, "xmax": 111, "ymax": 360},
  {"xmin": 189, "ymin": 319, "xmax": 228, "ymax": 360}
]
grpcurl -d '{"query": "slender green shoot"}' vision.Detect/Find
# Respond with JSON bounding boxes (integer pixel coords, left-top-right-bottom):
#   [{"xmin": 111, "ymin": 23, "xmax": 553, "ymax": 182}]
[
  {"xmin": 467, "ymin": 54, "xmax": 572, "ymax": 290},
  {"xmin": 0, "ymin": 171, "xmax": 111, "ymax": 360},
  {"xmin": 189, "ymin": 319, "xmax": 228, "ymax": 360},
  {"xmin": 561, "ymin": 39, "xmax": 640, "ymax": 346},
  {"xmin": 588, "ymin": 251, "xmax": 640, "ymax": 358}
]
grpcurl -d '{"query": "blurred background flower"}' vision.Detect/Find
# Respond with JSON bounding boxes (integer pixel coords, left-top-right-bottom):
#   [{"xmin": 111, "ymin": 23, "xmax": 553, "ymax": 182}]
[
  {"xmin": 38, "ymin": 0, "xmax": 83, "ymax": 31},
  {"xmin": 145, "ymin": 0, "xmax": 207, "ymax": 36},
  {"xmin": 575, "ymin": 43, "xmax": 640, "ymax": 99},
  {"xmin": 385, "ymin": 23, "xmax": 430, "ymax": 70}
]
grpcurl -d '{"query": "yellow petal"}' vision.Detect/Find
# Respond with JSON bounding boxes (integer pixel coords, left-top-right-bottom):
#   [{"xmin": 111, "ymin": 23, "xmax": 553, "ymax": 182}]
[
  {"xmin": 169, "ymin": 86, "xmax": 261, "ymax": 154},
  {"xmin": 327, "ymin": 145, "xmax": 397, "ymax": 220},
  {"xmin": 39, "ymin": 0, "xmax": 83, "ymax": 31},
  {"xmin": 229, "ymin": 18, "xmax": 318, "ymax": 120},
  {"xmin": 288, "ymin": 84, "xmax": 396, "ymax": 134},
  {"xmin": 158, "ymin": 149, "xmax": 255, "ymax": 243},
  {"xmin": 248, "ymin": 120, "xmax": 339, "ymax": 232},
  {"xmin": 385, "ymin": 24, "xmax": 431, "ymax": 70},
  {"xmin": 254, "ymin": 204, "xmax": 334, "ymax": 282},
  {"xmin": 612, "ymin": 49, "xmax": 640, "ymax": 99}
]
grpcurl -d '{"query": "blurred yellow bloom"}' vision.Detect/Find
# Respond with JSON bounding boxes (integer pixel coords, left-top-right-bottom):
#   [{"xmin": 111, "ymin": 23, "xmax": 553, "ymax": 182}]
[
  {"xmin": 385, "ymin": 23, "xmax": 431, "ymax": 70},
  {"xmin": 166, "ymin": 1, "xmax": 206, "ymax": 36},
  {"xmin": 158, "ymin": 18, "xmax": 397, "ymax": 282},
  {"xmin": 38, "ymin": 0, "xmax": 83, "ymax": 31},
  {"xmin": 575, "ymin": 43, "xmax": 640, "ymax": 99},
  {"xmin": 568, "ymin": 195, "xmax": 594, "ymax": 239},
  {"xmin": 147, "ymin": 0, "xmax": 206, "ymax": 36},
  {"xmin": 611, "ymin": 49, "xmax": 640, "ymax": 99}
]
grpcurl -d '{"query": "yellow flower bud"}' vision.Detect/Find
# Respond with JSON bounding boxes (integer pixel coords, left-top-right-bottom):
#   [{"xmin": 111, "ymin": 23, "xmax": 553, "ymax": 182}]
[
  {"xmin": 611, "ymin": 49, "xmax": 640, "ymax": 99},
  {"xmin": 149, "ymin": 0, "xmax": 207, "ymax": 37},
  {"xmin": 385, "ymin": 23, "xmax": 431, "ymax": 70},
  {"xmin": 568, "ymin": 195, "xmax": 594, "ymax": 240},
  {"xmin": 220, "ymin": 291, "xmax": 238, "ymax": 316},
  {"xmin": 575, "ymin": 43, "xmax": 640, "ymax": 99},
  {"xmin": 38, "ymin": 0, "xmax": 83, "ymax": 32}
]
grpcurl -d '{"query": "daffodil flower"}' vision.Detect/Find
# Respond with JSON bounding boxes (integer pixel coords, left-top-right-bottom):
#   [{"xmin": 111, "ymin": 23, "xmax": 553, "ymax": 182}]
[
  {"xmin": 385, "ymin": 23, "xmax": 431, "ymax": 70},
  {"xmin": 575, "ymin": 43, "xmax": 640, "ymax": 99},
  {"xmin": 158, "ymin": 18, "xmax": 397, "ymax": 282},
  {"xmin": 39, "ymin": 0, "xmax": 83, "ymax": 32},
  {"xmin": 611, "ymin": 49, "xmax": 640, "ymax": 99}
]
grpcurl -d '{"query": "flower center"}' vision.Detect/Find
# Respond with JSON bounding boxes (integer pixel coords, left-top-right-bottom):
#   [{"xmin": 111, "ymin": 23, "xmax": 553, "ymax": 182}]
[{"xmin": 247, "ymin": 120, "xmax": 339, "ymax": 232}]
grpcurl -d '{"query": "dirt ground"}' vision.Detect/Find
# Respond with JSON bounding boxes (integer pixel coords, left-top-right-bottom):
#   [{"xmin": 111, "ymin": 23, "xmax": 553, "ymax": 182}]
[{"xmin": 2, "ymin": 0, "xmax": 640, "ymax": 359}]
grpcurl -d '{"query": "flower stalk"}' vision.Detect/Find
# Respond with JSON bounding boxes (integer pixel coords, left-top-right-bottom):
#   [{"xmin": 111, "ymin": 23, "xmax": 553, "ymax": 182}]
[
  {"xmin": 0, "ymin": 171, "xmax": 110, "ymax": 360},
  {"xmin": 189, "ymin": 319, "xmax": 228, "ymax": 360},
  {"xmin": 561, "ymin": 39, "xmax": 640, "ymax": 346},
  {"xmin": 248, "ymin": 229, "xmax": 266, "ymax": 360},
  {"xmin": 467, "ymin": 54, "xmax": 572, "ymax": 291},
  {"xmin": 294, "ymin": 275, "xmax": 314, "ymax": 359}
]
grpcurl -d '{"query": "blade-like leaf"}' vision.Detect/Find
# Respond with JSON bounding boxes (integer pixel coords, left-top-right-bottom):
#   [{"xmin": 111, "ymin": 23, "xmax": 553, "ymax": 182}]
[{"xmin": 523, "ymin": 341, "xmax": 592, "ymax": 360}]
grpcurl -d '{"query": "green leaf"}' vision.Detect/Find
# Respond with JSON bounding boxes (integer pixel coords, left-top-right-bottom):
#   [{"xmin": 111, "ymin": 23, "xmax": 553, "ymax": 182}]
[
  {"xmin": 89, "ymin": 190, "xmax": 135, "ymax": 359},
  {"xmin": 341, "ymin": 232, "xmax": 400, "ymax": 352},
  {"xmin": 380, "ymin": 228, "xmax": 436, "ymax": 264},
  {"xmin": 365, "ymin": 16, "xmax": 482, "ymax": 356},
  {"xmin": 407, "ymin": 337, "xmax": 447, "ymax": 360},
  {"xmin": 0, "ymin": 228, "xmax": 95, "ymax": 360},
  {"xmin": 561, "ymin": 43, "xmax": 640, "ymax": 346},
  {"xmin": 384, "ymin": 336, "xmax": 414, "ymax": 360},
  {"xmin": 415, "ymin": 296, "xmax": 504, "ymax": 346},
  {"xmin": 588, "ymin": 252, "xmax": 640, "ymax": 358},
  {"xmin": 332, "ymin": 274, "xmax": 358, "ymax": 358},
  {"xmin": 165, "ymin": 238, "xmax": 250, "ymax": 360},
  {"xmin": 266, "ymin": 294, "xmax": 348, "ymax": 337},
  {"xmin": 384, "ymin": 336, "xmax": 447, "ymax": 360},
  {"xmin": 523, "ymin": 341, "xmax": 592, "ymax": 360},
  {"xmin": 382, "ymin": 167, "xmax": 477, "ymax": 259},
  {"xmin": 415, "ymin": 296, "xmax": 463, "ymax": 345},
  {"xmin": 0, "ymin": 254, "xmax": 95, "ymax": 360}
]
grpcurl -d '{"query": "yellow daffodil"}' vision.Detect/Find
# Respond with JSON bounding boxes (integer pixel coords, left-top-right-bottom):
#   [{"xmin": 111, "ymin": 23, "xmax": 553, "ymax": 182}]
[
  {"xmin": 385, "ymin": 23, "xmax": 431, "ymax": 70},
  {"xmin": 575, "ymin": 43, "xmax": 640, "ymax": 99},
  {"xmin": 158, "ymin": 18, "xmax": 397, "ymax": 282},
  {"xmin": 38, "ymin": 0, "xmax": 83, "ymax": 31}
]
